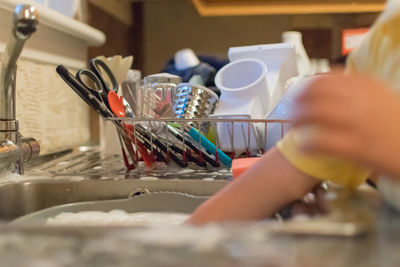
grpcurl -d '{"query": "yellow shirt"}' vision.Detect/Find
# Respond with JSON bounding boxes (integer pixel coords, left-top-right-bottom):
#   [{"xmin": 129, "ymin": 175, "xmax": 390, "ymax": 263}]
[
  {"xmin": 277, "ymin": 131, "xmax": 371, "ymax": 189},
  {"xmin": 276, "ymin": 3, "xmax": 400, "ymax": 189}
]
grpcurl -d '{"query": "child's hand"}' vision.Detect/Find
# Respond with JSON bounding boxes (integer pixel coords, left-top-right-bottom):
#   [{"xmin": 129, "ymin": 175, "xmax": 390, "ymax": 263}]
[
  {"xmin": 290, "ymin": 185, "xmax": 328, "ymax": 217},
  {"xmin": 293, "ymin": 72, "xmax": 400, "ymax": 178}
]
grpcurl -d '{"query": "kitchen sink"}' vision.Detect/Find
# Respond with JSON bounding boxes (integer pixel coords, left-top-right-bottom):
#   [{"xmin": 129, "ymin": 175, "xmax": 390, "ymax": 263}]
[
  {"xmin": 0, "ymin": 147, "xmax": 230, "ymax": 221},
  {"xmin": 0, "ymin": 146, "xmax": 379, "ymax": 227},
  {"xmin": 0, "ymin": 178, "xmax": 228, "ymax": 221},
  {"xmin": 0, "ymin": 147, "xmax": 386, "ymax": 267}
]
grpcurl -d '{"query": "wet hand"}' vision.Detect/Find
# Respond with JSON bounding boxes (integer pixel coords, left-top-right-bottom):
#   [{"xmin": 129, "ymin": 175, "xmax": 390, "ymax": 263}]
[{"xmin": 293, "ymin": 72, "xmax": 400, "ymax": 178}]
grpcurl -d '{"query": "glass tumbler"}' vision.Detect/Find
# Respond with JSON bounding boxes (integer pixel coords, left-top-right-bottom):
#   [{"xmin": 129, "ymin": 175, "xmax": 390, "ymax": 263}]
[{"xmin": 142, "ymin": 73, "xmax": 182, "ymax": 118}]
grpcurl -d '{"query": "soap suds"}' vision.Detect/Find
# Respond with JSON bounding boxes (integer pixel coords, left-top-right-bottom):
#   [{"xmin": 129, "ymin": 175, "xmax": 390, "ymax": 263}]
[
  {"xmin": 139, "ymin": 176, "xmax": 159, "ymax": 181},
  {"xmin": 46, "ymin": 210, "xmax": 189, "ymax": 226},
  {"xmin": 56, "ymin": 161, "xmax": 69, "ymax": 166}
]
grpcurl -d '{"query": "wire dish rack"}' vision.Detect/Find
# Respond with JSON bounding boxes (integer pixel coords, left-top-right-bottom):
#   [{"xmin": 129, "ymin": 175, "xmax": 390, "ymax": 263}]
[{"xmin": 106, "ymin": 117, "xmax": 291, "ymax": 171}]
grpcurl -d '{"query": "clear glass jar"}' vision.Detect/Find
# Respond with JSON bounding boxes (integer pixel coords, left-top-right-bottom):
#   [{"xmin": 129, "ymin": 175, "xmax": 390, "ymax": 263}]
[{"xmin": 141, "ymin": 73, "xmax": 182, "ymax": 118}]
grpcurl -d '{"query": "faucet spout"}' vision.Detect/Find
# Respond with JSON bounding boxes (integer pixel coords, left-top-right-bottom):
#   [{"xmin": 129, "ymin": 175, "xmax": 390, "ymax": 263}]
[
  {"xmin": 14, "ymin": 5, "xmax": 39, "ymax": 39},
  {"xmin": 0, "ymin": 4, "xmax": 38, "ymax": 120}
]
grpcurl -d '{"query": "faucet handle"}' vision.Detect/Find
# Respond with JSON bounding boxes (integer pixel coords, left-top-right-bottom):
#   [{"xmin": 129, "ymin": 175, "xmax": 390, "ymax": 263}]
[
  {"xmin": 13, "ymin": 5, "xmax": 39, "ymax": 40},
  {"xmin": 20, "ymin": 137, "xmax": 40, "ymax": 163}
]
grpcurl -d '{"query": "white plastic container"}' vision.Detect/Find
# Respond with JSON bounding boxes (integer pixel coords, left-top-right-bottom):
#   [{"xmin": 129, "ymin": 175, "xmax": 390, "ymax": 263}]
[
  {"xmin": 212, "ymin": 114, "xmax": 260, "ymax": 156},
  {"xmin": 214, "ymin": 58, "xmax": 269, "ymax": 119},
  {"xmin": 228, "ymin": 43, "xmax": 298, "ymax": 113},
  {"xmin": 282, "ymin": 31, "xmax": 311, "ymax": 76},
  {"xmin": 213, "ymin": 58, "xmax": 268, "ymax": 155},
  {"xmin": 213, "ymin": 43, "xmax": 298, "ymax": 155},
  {"xmin": 262, "ymin": 76, "xmax": 316, "ymax": 151}
]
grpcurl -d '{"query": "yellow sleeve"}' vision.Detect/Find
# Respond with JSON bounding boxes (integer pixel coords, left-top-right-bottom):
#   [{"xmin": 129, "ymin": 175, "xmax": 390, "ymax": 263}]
[{"xmin": 276, "ymin": 130, "xmax": 371, "ymax": 189}]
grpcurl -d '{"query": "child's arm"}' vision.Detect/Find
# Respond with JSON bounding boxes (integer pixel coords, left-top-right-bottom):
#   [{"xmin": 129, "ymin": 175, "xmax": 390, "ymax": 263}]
[{"xmin": 186, "ymin": 147, "xmax": 319, "ymax": 225}]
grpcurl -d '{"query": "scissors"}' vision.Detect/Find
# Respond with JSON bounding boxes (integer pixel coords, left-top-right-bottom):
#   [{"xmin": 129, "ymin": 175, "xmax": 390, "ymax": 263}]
[
  {"xmin": 57, "ymin": 62, "xmax": 138, "ymax": 170},
  {"xmin": 75, "ymin": 58, "xmax": 119, "ymax": 110},
  {"xmin": 56, "ymin": 65, "xmax": 112, "ymax": 118},
  {"xmin": 56, "ymin": 58, "xmax": 119, "ymax": 117}
]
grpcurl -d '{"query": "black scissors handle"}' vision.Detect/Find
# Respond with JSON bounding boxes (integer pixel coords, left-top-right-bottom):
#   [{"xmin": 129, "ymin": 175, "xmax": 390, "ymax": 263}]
[
  {"xmin": 90, "ymin": 58, "xmax": 119, "ymax": 94},
  {"xmin": 76, "ymin": 68, "xmax": 110, "ymax": 109},
  {"xmin": 56, "ymin": 65, "xmax": 112, "ymax": 118}
]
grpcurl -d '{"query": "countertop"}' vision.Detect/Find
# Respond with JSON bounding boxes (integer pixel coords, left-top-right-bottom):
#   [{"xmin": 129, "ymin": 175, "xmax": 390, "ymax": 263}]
[
  {"xmin": 0, "ymin": 148, "xmax": 398, "ymax": 266},
  {"xmin": 0, "ymin": 183, "xmax": 396, "ymax": 266}
]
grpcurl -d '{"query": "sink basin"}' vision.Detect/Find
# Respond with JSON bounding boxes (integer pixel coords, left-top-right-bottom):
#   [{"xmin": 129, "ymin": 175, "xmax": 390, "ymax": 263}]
[
  {"xmin": 0, "ymin": 178, "xmax": 228, "ymax": 221},
  {"xmin": 0, "ymin": 147, "xmax": 231, "ymax": 221}
]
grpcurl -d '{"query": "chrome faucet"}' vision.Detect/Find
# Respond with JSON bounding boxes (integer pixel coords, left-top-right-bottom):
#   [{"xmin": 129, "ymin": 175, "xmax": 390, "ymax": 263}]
[{"xmin": 0, "ymin": 4, "xmax": 40, "ymax": 175}]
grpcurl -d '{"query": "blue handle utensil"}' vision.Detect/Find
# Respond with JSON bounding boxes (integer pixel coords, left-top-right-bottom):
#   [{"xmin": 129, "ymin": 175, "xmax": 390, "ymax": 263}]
[{"xmin": 186, "ymin": 127, "xmax": 232, "ymax": 168}]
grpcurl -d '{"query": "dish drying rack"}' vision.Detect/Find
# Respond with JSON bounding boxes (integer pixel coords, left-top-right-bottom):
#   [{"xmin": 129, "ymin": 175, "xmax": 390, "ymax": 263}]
[
  {"xmin": 107, "ymin": 117, "xmax": 290, "ymax": 171},
  {"xmin": 54, "ymin": 56, "xmax": 291, "ymax": 171}
]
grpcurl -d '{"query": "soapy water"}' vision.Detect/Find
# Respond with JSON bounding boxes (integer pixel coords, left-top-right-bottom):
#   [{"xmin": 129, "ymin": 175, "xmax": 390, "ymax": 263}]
[
  {"xmin": 0, "ymin": 170, "xmax": 85, "ymax": 185},
  {"xmin": 46, "ymin": 210, "xmax": 189, "ymax": 227},
  {"xmin": 139, "ymin": 176, "xmax": 159, "ymax": 181}
]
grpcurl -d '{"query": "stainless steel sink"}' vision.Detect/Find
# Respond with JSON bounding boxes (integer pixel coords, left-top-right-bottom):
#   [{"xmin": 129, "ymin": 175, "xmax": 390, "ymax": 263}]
[
  {"xmin": 0, "ymin": 178, "xmax": 228, "ymax": 221},
  {"xmin": 0, "ymin": 147, "xmax": 230, "ymax": 221}
]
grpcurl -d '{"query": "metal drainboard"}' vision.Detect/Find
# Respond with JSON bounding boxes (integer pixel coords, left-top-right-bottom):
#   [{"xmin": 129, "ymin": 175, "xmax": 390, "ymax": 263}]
[{"xmin": 25, "ymin": 146, "xmax": 233, "ymax": 180}]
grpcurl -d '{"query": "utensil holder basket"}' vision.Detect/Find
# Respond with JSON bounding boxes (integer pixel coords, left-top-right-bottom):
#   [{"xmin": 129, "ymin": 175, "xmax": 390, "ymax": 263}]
[{"xmin": 106, "ymin": 117, "xmax": 290, "ymax": 171}]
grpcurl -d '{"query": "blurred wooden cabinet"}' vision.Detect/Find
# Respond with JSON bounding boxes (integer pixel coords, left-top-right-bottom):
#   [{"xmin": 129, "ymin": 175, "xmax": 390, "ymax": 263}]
[{"xmin": 192, "ymin": 0, "xmax": 386, "ymax": 16}]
